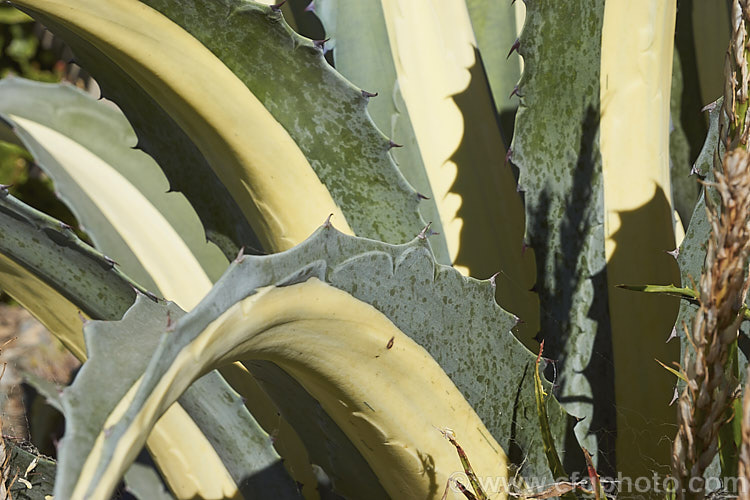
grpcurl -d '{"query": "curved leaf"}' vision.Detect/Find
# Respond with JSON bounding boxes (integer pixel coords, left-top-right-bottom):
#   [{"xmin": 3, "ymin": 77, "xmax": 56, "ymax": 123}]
[
  {"xmin": 0, "ymin": 77, "xmax": 226, "ymax": 308},
  {"xmin": 15, "ymin": 0, "xmax": 353, "ymax": 253},
  {"xmin": 57, "ymin": 224, "xmax": 575, "ymax": 499},
  {"xmin": 314, "ymin": 0, "xmax": 536, "ymax": 344},
  {"xmin": 61, "ymin": 281, "xmax": 508, "ymax": 500},
  {"xmin": 138, "ymin": 0, "xmax": 428, "ymax": 251},
  {"xmin": 0, "ymin": 192, "xmax": 301, "ymax": 498}
]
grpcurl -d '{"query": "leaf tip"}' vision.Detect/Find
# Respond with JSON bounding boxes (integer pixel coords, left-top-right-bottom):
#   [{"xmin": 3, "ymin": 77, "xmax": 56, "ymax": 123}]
[{"xmin": 361, "ymin": 90, "xmax": 378, "ymax": 99}]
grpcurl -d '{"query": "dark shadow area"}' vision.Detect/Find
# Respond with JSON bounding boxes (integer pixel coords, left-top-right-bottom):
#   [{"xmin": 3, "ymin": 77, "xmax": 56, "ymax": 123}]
[
  {"xmin": 287, "ymin": 0, "xmax": 325, "ymax": 41},
  {"xmin": 606, "ymin": 189, "xmax": 680, "ymax": 479},
  {"xmin": 449, "ymin": 48, "xmax": 539, "ymax": 348},
  {"xmin": 287, "ymin": 0, "xmax": 333, "ymax": 66},
  {"xmin": 526, "ymin": 106, "xmax": 617, "ymax": 476},
  {"xmin": 507, "ymin": 364, "xmax": 528, "ymax": 467},
  {"xmin": 674, "ymin": 0, "xmax": 708, "ymax": 164},
  {"xmin": 238, "ymin": 460, "xmax": 306, "ymax": 499}
]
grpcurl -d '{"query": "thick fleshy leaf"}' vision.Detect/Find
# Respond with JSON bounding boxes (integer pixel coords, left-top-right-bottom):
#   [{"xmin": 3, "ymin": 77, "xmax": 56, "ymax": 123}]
[
  {"xmin": 0, "ymin": 77, "xmax": 226, "ymax": 308},
  {"xmin": 314, "ymin": 0, "xmax": 537, "ymax": 345},
  {"xmin": 599, "ymin": 0, "xmax": 680, "ymax": 477},
  {"xmin": 0, "ymin": 192, "xmax": 301, "ymax": 498},
  {"xmin": 670, "ymin": 45, "xmax": 700, "ymax": 228},
  {"xmin": 56, "ymin": 297, "xmax": 300, "ymax": 500},
  {"xmin": 2, "ymin": 438, "xmax": 56, "ymax": 499},
  {"xmin": 123, "ymin": 463, "xmax": 173, "ymax": 500},
  {"xmin": 139, "ymin": 0, "xmax": 430, "ymax": 248},
  {"xmin": 511, "ymin": 0, "xmax": 681, "ymax": 477},
  {"xmin": 15, "ymin": 0, "xmax": 352, "ymax": 254},
  {"xmin": 57, "ymin": 224, "xmax": 575, "ymax": 499},
  {"xmin": 313, "ymin": 0, "xmax": 450, "ymax": 265},
  {"xmin": 15, "ymin": 0, "xmax": 437, "ymax": 256},
  {"xmin": 465, "ymin": 0, "xmax": 522, "ymax": 141},
  {"xmin": 511, "ymin": 0, "xmax": 612, "ymax": 470}
]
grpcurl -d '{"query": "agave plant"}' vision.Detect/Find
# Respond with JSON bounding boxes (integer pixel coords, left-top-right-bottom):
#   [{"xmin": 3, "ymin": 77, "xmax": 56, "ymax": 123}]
[{"xmin": 0, "ymin": 0, "xmax": 739, "ymax": 499}]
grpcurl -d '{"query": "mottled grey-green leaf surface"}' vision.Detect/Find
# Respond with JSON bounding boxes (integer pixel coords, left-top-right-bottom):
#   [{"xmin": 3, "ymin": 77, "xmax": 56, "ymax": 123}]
[
  {"xmin": 142, "ymin": 0, "xmax": 429, "ymax": 249},
  {"xmin": 0, "ymin": 78, "xmax": 228, "ymax": 291},
  {"xmin": 16, "ymin": 7, "xmax": 260, "ymax": 260},
  {"xmin": 0, "ymin": 193, "xmax": 300, "ymax": 499},
  {"xmin": 510, "ymin": 0, "xmax": 613, "ymax": 472},
  {"xmin": 56, "ymin": 224, "xmax": 574, "ymax": 499}
]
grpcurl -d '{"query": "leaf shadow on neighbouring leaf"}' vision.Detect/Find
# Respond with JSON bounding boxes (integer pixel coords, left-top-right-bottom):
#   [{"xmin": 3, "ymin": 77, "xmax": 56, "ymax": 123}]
[
  {"xmin": 606, "ymin": 188, "xmax": 680, "ymax": 480},
  {"xmin": 527, "ymin": 105, "xmax": 616, "ymax": 477},
  {"xmin": 449, "ymin": 48, "xmax": 539, "ymax": 348}
]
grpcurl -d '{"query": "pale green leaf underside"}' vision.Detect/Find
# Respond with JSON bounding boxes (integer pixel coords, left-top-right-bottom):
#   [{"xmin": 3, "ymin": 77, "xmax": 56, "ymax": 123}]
[
  {"xmin": 0, "ymin": 193, "xmax": 300, "ymax": 498},
  {"xmin": 0, "ymin": 78, "xmax": 228, "ymax": 298},
  {"xmin": 58, "ymin": 224, "xmax": 572, "ymax": 499},
  {"xmin": 314, "ymin": 0, "xmax": 450, "ymax": 264},
  {"xmin": 16, "ymin": 6, "xmax": 261, "ymax": 260},
  {"xmin": 465, "ymin": 0, "xmax": 521, "ymax": 141},
  {"xmin": 313, "ymin": 0, "xmax": 535, "ymax": 347},
  {"xmin": 57, "ymin": 298, "xmax": 300, "ymax": 499}
]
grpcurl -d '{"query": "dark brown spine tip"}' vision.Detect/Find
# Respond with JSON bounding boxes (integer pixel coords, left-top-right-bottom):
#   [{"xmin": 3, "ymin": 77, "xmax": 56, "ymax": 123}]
[
  {"xmin": 507, "ymin": 38, "xmax": 520, "ymax": 59},
  {"xmin": 305, "ymin": 1, "xmax": 315, "ymax": 12},
  {"xmin": 59, "ymin": 221, "xmax": 73, "ymax": 232},
  {"xmin": 103, "ymin": 255, "xmax": 117, "ymax": 268},
  {"xmin": 361, "ymin": 90, "xmax": 378, "ymax": 98},
  {"xmin": 0, "ymin": 184, "xmax": 12, "ymax": 190},
  {"xmin": 144, "ymin": 290, "xmax": 160, "ymax": 303},
  {"xmin": 690, "ymin": 164, "xmax": 701, "ymax": 176},
  {"xmin": 235, "ymin": 246, "xmax": 246, "ymax": 263},
  {"xmin": 388, "ymin": 140, "xmax": 403, "ymax": 149},
  {"xmin": 505, "ymin": 148, "xmax": 513, "ymax": 165},
  {"xmin": 324, "ymin": 213, "xmax": 334, "ymax": 228},
  {"xmin": 666, "ymin": 248, "xmax": 679, "ymax": 259},
  {"xmin": 313, "ymin": 38, "xmax": 330, "ymax": 50},
  {"xmin": 509, "ymin": 85, "xmax": 520, "ymax": 99},
  {"xmin": 270, "ymin": 1, "xmax": 286, "ymax": 12},
  {"xmin": 416, "ymin": 192, "xmax": 430, "ymax": 200}
]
